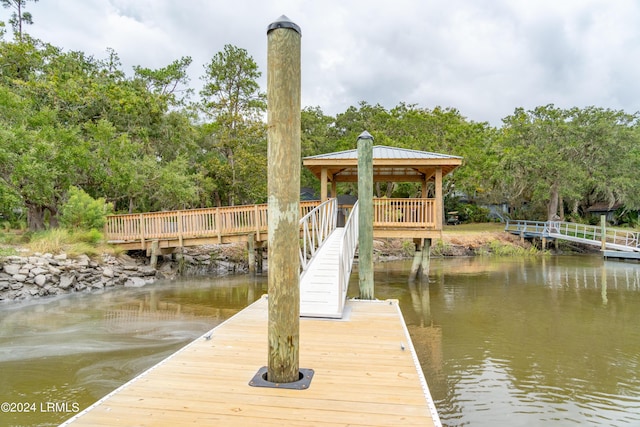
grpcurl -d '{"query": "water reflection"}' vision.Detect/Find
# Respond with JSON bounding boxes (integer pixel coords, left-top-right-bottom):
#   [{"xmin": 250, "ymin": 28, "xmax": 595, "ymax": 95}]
[
  {"xmin": 0, "ymin": 275, "xmax": 266, "ymax": 427},
  {"xmin": 3, "ymin": 256, "xmax": 640, "ymax": 426},
  {"xmin": 367, "ymin": 256, "xmax": 640, "ymax": 427}
]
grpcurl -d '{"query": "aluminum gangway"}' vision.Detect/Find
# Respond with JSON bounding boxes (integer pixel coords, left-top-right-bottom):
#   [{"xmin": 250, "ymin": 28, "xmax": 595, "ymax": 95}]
[
  {"xmin": 298, "ymin": 199, "xmax": 359, "ymax": 318},
  {"xmin": 505, "ymin": 220, "xmax": 640, "ymax": 253}
]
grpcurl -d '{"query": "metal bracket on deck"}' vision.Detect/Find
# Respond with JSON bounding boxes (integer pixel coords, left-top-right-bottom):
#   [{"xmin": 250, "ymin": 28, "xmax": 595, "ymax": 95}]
[{"xmin": 249, "ymin": 367, "xmax": 314, "ymax": 390}]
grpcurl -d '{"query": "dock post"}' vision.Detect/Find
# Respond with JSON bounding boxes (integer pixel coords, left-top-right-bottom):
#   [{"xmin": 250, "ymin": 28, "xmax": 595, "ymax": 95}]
[
  {"xmin": 256, "ymin": 242, "xmax": 264, "ymax": 274},
  {"xmin": 358, "ymin": 131, "xmax": 374, "ymax": 299},
  {"xmin": 409, "ymin": 239, "xmax": 432, "ymax": 282},
  {"xmin": 601, "ymin": 215, "xmax": 606, "ymax": 251},
  {"xmin": 266, "ymin": 15, "xmax": 302, "ymax": 384},
  {"xmin": 409, "ymin": 238, "xmax": 422, "ymax": 281},
  {"xmin": 420, "ymin": 238, "xmax": 431, "ymax": 280},
  {"xmin": 248, "ymin": 233, "xmax": 256, "ymax": 275},
  {"xmin": 150, "ymin": 240, "xmax": 159, "ymax": 269}
]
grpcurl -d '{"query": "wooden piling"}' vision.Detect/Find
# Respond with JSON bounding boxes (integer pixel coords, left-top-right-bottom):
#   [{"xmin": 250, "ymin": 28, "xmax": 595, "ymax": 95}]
[
  {"xmin": 420, "ymin": 238, "xmax": 431, "ymax": 279},
  {"xmin": 601, "ymin": 215, "xmax": 606, "ymax": 251},
  {"xmin": 266, "ymin": 15, "xmax": 302, "ymax": 384},
  {"xmin": 409, "ymin": 239, "xmax": 422, "ymax": 282},
  {"xmin": 409, "ymin": 239, "xmax": 432, "ymax": 282},
  {"xmin": 149, "ymin": 240, "xmax": 159, "ymax": 269},
  {"xmin": 358, "ymin": 131, "xmax": 374, "ymax": 299},
  {"xmin": 256, "ymin": 242, "xmax": 264, "ymax": 274},
  {"xmin": 247, "ymin": 233, "xmax": 255, "ymax": 275}
]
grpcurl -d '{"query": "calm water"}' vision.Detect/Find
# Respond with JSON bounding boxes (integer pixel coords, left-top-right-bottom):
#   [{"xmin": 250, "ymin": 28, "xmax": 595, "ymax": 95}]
[{"xmin": 1, "ymin": 256, "xmax": 640, "ymax": 426}]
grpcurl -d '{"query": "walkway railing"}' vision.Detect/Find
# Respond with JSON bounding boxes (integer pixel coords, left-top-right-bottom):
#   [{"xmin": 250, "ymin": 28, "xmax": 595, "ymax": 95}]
[
  {"xmin": 105, "ymin": 201, "xmax": 321, "ymax": 245},
  {"xmin": 373, "ymin": 198, "xmax": 436, "ymax": 228},
  {"xmin": 338, "ymin": 200, "xmax": 359, "ymax": 312},
  {"xmin": 505, "ymin": 220, "xmax": 640, "ymax": 252},
  {"xmin": 105, "ymin": 197, "xmax": 437, "ymax": 249},
  {"xmin": 299, "ymin": 198, "xmax": 338, "ymax": 271}
]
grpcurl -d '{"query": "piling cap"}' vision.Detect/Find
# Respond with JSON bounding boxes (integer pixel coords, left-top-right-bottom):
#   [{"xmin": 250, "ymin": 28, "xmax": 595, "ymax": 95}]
[
  {"xmin": 358, "ymin": 130, "xmax": 374, "ymax": 140},
  {"xmin": 267, "ymin": 15, "xmax": 301, "ymax": 36}
]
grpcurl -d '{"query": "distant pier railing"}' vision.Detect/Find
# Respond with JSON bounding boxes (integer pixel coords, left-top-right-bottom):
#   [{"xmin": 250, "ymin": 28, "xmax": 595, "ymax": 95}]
[{"xmin": 505, "ymin": 220, "xmax": 640, "ymax": 252}]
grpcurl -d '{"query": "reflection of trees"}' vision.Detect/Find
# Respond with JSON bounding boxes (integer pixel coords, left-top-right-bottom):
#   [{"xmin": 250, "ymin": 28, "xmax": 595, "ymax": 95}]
[
  {"xmin": 0, "ymin": 276, "xmax": 266, "ymax": 333},
  {"xmin": 103, "ymin": 277, "xmax": 266, "ymax": 329},
  {"xmin": 370, "ymin": 257, "xmax": 640, "ymax": 423},
  {"xmin": 427, "ymin": 257, "xmax": 640, "ymax": 412}
]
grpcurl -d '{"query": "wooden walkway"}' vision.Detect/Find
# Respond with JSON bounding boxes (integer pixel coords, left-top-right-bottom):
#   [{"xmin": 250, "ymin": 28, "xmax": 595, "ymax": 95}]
[
  {"xmin": 61, "ymin": 296, "xmax": 440, "ymax": 427},
  {"xmin": 104, "ymin": 198, "xmax": 440, "ymax": 251}
]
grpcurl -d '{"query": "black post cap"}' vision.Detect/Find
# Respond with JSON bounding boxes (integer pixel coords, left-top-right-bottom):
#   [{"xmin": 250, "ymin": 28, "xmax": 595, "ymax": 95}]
[
  {"xmin": 358, "ymin": 131, "xmax": 374, "ymax": 140},
  {"xmin": 267, "ymin": 15, "xmax": 301, "ymax": 36}
]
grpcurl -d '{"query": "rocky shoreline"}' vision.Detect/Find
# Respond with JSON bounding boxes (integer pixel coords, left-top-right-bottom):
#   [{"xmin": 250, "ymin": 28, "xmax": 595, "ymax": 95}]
[
  {"xmin": 1, "ymin": 231, "xmax": 587, "ymax": 302},
  {"xmin": 0, "ymin": 247, "xmax": 247, "ymax": 302}
]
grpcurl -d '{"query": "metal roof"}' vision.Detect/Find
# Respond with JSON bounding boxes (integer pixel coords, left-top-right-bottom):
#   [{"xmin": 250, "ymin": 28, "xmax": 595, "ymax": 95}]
[
  {"xmin": 303, "ymin": 145, "xmax": 462, "ymax": 161},
  {"xmin": 302, "ymin": 145, "xmax": 463, "ymax": 183}
]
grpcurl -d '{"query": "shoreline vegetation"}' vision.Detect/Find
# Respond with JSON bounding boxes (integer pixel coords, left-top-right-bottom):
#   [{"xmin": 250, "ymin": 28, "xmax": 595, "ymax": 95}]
[{"xmin": 0, "ymin": 223, "xmax": 597, "ymax": 302}]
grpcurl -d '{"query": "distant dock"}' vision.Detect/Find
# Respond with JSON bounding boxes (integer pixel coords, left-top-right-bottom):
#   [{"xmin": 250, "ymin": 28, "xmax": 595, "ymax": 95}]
[{"xmin": 61, "ymin": 296, "xmax": 440, "ymax": 426}]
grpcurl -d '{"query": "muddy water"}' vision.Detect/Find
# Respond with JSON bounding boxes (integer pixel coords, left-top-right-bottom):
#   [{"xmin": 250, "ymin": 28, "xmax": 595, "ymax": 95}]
[
  {"xmin": 2, "ymin": 256, "xmax": 640, "ymax": 426},
  {"xmin": 372, "ymin": 256, "xmax": 640, "ymax": 427},
  {"xmin": 0, "ymin": 275, "xmax": 266, "ymax": 426}
]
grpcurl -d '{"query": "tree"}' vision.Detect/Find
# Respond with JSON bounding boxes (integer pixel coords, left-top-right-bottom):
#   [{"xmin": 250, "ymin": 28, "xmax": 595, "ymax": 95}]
[
  {"xmin": 494, "ymin": 105, "xmax": 640, "ymax": 221},
  {"xmin": 199, "ymin": 44, "xmax": 266, "ymax": 205},
  {"xmin": 2, "ymin": 0, "xmax": 38, "ymax": 41},
  {"xmin": 133, "ymin": 56, "xmax": 193, "ymax": 107}
]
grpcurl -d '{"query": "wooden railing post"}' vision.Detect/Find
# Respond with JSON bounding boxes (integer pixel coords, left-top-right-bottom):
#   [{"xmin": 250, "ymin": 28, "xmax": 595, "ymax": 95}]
[
  {"xmin": 216, "ymin": 208, "xmax": 222, "ymax": 244},
  {"xmin": 177, "ymin": 211, "xmax": 183, "ymax": 247},
  {"xmin": 139, "ymin": 214, "xmax": 145, "ymax": 250}
]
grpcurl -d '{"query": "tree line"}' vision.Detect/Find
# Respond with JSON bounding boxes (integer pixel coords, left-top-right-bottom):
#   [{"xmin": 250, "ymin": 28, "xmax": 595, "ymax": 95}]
[{"xmin": 1, "ymin": 24, "xmax": 640, "ymax": 232}]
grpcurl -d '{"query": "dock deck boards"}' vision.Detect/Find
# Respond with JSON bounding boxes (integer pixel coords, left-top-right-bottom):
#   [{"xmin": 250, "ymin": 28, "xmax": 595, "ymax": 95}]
[{"xmin": 61, "ymin": 296, "xmax": 440, "ymax": 427}]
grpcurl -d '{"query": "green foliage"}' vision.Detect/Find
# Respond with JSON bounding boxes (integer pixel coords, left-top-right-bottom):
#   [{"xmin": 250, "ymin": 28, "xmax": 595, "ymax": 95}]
[
  {"xmin": 446, "ymin": 201, "xmax": 490, "ymax": 223},
  {"xmin": 25, "ymin": 228, "xmax": 106, "ymax": 257},
  {"xmin": 72, "ymin": 228, "xmax": 103, "ymax": 244},
  {"xmin": 0, "ymin": 29, "xmax": 639, "ymax": 231},
  {"xmin": 58, "ymin": 186, "xmax": 113, "ymax": 230},
  {"xmin": 198, "ymin": 44, "xmax": 267, "ymax": 206},
  {"xmin": 430, "ymin": 239, "xmax": 452, "ymax": 257},
  {"xmin": 1, "ymin": 0, "xmax": 38, "ymax": 40},
  {"xmin": 476, "ymin": 240, "xmax": 544, "ymax": 257},
  {"xmin": 0, "ymin": 246, "xmax": 18, "ymax": 256}
]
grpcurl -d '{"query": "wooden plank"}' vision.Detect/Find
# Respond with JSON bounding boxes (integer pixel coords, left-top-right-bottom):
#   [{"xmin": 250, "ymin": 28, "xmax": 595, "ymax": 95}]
[{"xmin": 61, "ymin": 297, "xmax": 440, "ymax": 427}]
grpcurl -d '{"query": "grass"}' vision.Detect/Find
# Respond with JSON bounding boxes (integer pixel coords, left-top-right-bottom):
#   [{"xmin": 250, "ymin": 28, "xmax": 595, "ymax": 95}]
[
  {"xmin": 20, "ymin": 228, "xmax": 123, "ymax": 258},
  {"xmin": 443, "ymin": 222, "xmax": 506, "ymax": 233}
]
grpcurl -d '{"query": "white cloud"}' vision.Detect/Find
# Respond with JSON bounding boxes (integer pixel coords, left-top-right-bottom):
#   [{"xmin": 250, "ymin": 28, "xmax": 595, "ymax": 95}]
[{"xmin": 2, "ymin": 0, "xmax": 639, "ymax": 125}]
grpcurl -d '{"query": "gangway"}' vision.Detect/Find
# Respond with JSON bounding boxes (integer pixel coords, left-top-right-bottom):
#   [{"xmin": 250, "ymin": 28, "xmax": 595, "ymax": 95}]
[
  {"xmin": 298, "ymin": 200, "xmax": 359, "ymax": 318},
  {"xmin": 505, "ymin": 220, "xmax": 640, "ymax": 253}
]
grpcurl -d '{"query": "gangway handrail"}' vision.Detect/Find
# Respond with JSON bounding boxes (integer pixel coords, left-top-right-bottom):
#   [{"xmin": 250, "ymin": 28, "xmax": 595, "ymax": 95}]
[
  {"xmin": 506, "ymin": 219, "xmax": 640, "ymax": 252},
  {"xmin": 338, "ymin": 200, "xmax": 359, "ymax": 313},
  {"xmin": 299, "ymin": 198, "xmax": 338, "ymax": 271}
]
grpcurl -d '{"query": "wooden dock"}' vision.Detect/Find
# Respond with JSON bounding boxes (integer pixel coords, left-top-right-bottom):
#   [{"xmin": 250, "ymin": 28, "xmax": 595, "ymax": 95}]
[{"xmin": 61, "ymin": 296, "xmax": 440, "ymax": 427}]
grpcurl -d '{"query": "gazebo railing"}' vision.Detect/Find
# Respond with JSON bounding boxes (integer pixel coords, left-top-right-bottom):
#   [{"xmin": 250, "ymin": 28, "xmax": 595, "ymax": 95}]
[{"xmin": 373, "ymin": 198, "xmax": 436, "ymax": 228}]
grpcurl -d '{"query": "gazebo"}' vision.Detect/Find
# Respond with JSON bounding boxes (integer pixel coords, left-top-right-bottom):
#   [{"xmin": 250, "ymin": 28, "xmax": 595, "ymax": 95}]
[{"xmin": 303, "ymin": 145, "xmax": 463, "ymax": 240}]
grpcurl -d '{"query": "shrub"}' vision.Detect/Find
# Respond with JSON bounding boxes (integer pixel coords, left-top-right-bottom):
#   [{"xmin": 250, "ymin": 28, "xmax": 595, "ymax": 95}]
[{"xmin": 59, "ymin": 187, "xmax": 113, "ymax": 230}]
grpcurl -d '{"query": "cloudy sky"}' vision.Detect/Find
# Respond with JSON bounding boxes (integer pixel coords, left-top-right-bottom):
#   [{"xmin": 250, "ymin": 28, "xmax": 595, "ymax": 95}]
[{"xmin": 2, "ymin": 0, "xmax": 639, "ymax": 125}]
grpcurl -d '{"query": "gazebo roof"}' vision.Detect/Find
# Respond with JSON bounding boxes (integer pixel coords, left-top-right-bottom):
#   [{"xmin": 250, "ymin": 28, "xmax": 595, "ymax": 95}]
[{"xmin": 303, "ymin": 145, "xmax": 463, "ymax": 183}]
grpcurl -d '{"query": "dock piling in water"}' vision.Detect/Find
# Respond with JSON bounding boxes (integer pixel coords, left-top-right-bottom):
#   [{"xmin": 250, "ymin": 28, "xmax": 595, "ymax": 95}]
[{"xmin": 357, "ymin": 131, "xmax": 374, "ymax": 299}]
